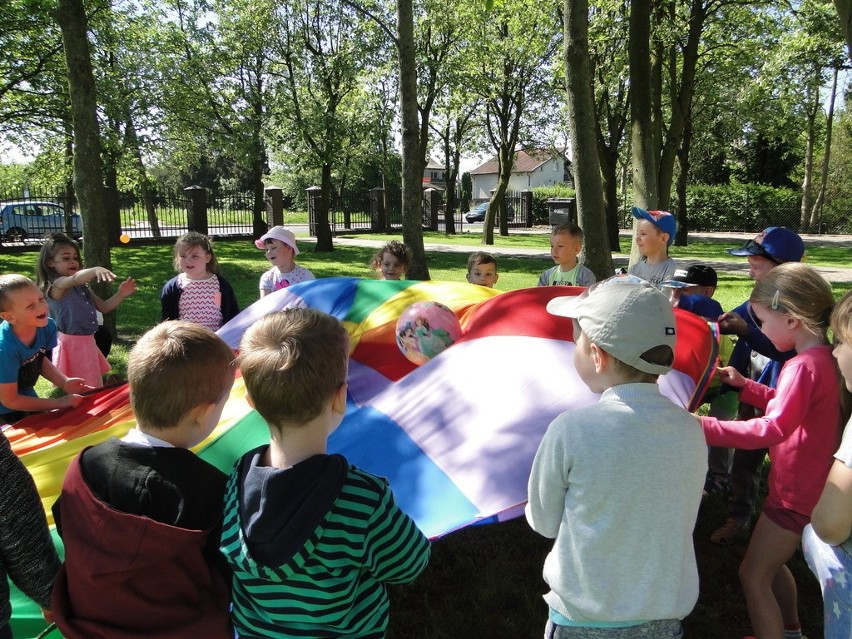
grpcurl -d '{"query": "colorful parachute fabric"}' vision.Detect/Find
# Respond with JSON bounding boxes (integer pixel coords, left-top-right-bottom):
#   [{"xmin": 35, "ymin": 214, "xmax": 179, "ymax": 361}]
[{"xmin": 8, "ymin": 278, "xmax": 718, "ymax": 638}]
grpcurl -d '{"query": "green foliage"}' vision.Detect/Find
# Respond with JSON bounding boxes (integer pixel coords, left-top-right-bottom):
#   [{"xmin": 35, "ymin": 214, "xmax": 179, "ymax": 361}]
[
  {"xmin": 685, "ymin": 184, "xmax": 801, "ymax": 232},
  {"xmin": 729, "ymin": 134, "xmax": 801, "ymax": 189},
  {"xmin": 0, "ymin": 163, "xmax": 29, "ymax": 195}
]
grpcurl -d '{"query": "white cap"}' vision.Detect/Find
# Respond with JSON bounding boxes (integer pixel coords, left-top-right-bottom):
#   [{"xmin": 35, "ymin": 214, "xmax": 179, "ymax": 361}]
[
  {"xmin": 546, "ymin": 275, "xmax": 676, "ymax": 375},
  {"xmin": 255, "ymin": 226, "xmax": 299, "ymax": 255}
]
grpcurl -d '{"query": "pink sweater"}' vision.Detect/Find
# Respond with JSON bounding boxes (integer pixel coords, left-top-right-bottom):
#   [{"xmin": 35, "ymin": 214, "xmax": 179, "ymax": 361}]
[{"xmin": 700, "ymin": 345, "xmax": 842, "ymax": 516}]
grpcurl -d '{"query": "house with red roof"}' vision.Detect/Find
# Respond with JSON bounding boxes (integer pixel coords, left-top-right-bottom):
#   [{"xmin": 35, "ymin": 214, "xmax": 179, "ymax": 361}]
[{"xmin": 468, "ymin": 149, "xmax": 570, "ymax": 199}]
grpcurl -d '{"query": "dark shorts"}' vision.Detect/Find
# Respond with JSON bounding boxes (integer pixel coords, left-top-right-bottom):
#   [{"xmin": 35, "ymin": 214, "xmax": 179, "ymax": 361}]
[{"xmin": 763, "ymin": 495, "xmax": 810, "ymax": 535}]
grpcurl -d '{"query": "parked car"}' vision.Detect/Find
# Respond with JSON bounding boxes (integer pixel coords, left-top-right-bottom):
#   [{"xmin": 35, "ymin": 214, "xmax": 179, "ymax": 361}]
[
  {"xmin": 464, "ymin": 201, "xmax": 515, "ymax": 224},
  {"xmin": 0, "ymin": 201, "xmax": 82, "ymax": 242}
]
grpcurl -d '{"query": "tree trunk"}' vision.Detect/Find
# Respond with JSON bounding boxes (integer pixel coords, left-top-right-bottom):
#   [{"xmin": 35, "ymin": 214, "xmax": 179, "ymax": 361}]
[
  {"xmin": 53, "ymin": 0, "xmax": 113, "ymax": 316},
  {"xmin": 62, "ymin": 125, "xmax": 76, "ymax": 214},
  {"xmin": 316, "ymin": 162, "xmax": 334, "ymax": 251},
  {"xmin": 628, "ymin": 0, "xmax": 658, "ymax": 268},
  {"xmin": 442, "ymin": 121, "xmax": 458, "ymax": 235},
  {"xmin": 123, "ymin": 112, "xmax": 161, "ymax": 238},
  {"xmin": 834, "ymin": 0, "xmax": 852, "ymax": 61},
  {"xmin": 252, "ymin": 92, "xmax": 268, "ymax": 240},
  {"xmin": 485, "ymin": 141, "xmax": 514, "ymax": 245},
  {"xmin": 598, "ymin": 146, "xmax": 621, "ymax": 252},
  {"xmin": 565, "ymin": 0, "xmax": 613, "ymax": 280},
  {"xmin": 657, "ymin": 0, "xmax": 704, "ymax": 211},
  {"xmin": 799, "ymin": 84, "xmax": 819, "ymax": 232},
  {"xmin": 675, "ymin": 116, "xmax": 693, "ymax": 246},
  {"xmin": 397, "ymin": 0, "xmax": 429, "ymax": 280},
  {"xmin": 810, "ymin": 66, "xmax": 838, "ymax": 232}
]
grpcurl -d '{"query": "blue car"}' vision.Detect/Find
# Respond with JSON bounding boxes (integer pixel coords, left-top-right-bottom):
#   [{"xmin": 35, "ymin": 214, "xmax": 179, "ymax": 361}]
[
  {"xmin": 0, "ymin": 201, "xmax": 82, "ymax": 242},
  {"xmin": 464, "ymin": 201, "xmax": 515, "ymax": 224}
]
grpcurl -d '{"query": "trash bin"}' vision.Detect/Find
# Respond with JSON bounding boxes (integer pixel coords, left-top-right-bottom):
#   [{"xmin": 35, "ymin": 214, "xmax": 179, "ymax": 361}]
[{"xmin": 547, "ymin": 197, "xmax": 576, "ymax": 226}]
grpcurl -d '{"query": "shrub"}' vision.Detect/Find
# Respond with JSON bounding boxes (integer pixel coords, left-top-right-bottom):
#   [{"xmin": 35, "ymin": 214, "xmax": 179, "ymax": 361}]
[{"xmin": 684, "ymin": 184, "xmax": 800, "ymax": 232}]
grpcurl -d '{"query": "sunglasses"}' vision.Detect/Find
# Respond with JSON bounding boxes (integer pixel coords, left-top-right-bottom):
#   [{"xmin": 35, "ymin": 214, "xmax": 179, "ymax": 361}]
[{"xmin": 741, "ymin": 239, "xmax": 781, "ymax": 264}]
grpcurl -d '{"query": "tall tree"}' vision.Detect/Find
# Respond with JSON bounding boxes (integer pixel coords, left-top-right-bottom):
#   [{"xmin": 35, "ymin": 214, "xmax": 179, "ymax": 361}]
[
  {"xmin": 53, "ymin": 0, "xmax": 113, "ymax": 306},
  {"xmin": 564, "ymin": 0, "xmax": 614, "ymax": 278},
  {"xmin": 397, "ymin": 0, "xmax": 430, "ymax": 278},
  {"xmin": 274, "ymin": 0, "xmax": 373, "ymax": 251},
  {"xmin": 590, "ymin": 0, "xmax": 630, "ymax": 252},
  {"xmin": 467, "ymin": 0, "xmax": 559, "ymax": 244}
]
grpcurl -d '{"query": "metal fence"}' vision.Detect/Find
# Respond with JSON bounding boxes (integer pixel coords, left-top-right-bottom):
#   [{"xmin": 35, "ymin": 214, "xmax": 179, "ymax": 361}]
[
  {"xmin": 323, "ymin": 189, "xmax": 529, "ymax": 234},
  {"xmin": 3, "ymin": 187, "xmax": 845, "ymax": 249}
]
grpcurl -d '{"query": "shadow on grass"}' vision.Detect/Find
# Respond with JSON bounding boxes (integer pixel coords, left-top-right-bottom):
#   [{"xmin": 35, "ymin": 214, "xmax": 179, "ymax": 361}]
[{"xmin": 386, "ymin": 476, "xmax": 823, "ymax": 639}]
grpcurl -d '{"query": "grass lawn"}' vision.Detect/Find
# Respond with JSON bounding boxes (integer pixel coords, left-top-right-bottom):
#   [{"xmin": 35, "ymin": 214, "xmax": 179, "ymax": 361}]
[
  {"xmin": 1, "ymin": 233, "xmax": 844, "ymax": 638},
  {"xmin": 341, "ymin": 229, "xmax": 852, "ymax": 269}
]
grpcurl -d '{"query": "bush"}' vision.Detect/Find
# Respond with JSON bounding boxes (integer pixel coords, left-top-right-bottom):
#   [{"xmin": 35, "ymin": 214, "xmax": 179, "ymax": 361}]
[{"xmin": 684, "ymin": 184, "xmax": 800, "ymax": 232}]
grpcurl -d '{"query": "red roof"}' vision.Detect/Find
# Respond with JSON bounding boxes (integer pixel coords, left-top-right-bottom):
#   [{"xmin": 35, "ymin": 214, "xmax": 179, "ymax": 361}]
[{"xmin": 469, "ymin": 149, "xmax": 561, "ymax": 175}]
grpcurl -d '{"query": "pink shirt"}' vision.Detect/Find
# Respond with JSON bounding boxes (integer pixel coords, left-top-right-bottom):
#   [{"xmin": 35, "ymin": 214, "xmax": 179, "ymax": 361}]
[{"xmin": 700, "ymin": 345, "xmax": 842, "ymax": 516}]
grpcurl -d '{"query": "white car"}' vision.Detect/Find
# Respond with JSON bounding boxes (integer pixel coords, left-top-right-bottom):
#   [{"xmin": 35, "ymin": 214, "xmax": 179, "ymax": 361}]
[{"xmin": 0, "ymin": 201, "xmax": 82, "ymax": 242}]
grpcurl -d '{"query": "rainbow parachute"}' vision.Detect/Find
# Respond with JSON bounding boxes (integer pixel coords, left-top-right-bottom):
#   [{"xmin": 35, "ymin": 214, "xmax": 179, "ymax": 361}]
[{"xmin": 9, "ymin": 278, "xmax": 718, "ymax": 637}]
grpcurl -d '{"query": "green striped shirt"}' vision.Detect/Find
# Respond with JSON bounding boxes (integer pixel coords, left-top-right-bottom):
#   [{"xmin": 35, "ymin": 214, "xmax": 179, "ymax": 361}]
[{"xmin": 221, "ymin": 462, "xmax": 430, "ymax": 638}]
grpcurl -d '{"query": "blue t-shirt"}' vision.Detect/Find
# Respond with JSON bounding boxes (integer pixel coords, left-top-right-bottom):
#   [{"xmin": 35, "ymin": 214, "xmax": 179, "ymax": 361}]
[{"xmin": 0, "ymin": 319, "xmax": 58, "ymax": 415}]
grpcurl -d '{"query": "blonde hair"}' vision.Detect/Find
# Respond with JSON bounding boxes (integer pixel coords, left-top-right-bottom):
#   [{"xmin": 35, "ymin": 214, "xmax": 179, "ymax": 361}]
[
  {"xmin": 607, "ymin": 345, "xmax": 673, "ymax": 383},
  {"xmin": 0, "ymin": 274, "xmax": 38, "ymax": 312},
  {"xmin": 129, "ymin": 321, "xmax": 235, "ymax": 430},
  {"xmin": 173, "ymin": 231, "xmax": 219, "ymax": 274},
  {"xmin": 575, "ymin": 324, "xmax": 671, "ymax": 383},
  {"xmin": 831, "ymin": 290, "xmax": 852, "ymax": 344},
  {"xmin": 750, "ymin": 262, "xmax": 834, "ymax": 338},
  {"xmin": 238, "ymin": 308, "xmax": 349, "ymax": 428},
  {"xmin": 831, "ymin": 291, "xmax": 852, "ymax": 424}
]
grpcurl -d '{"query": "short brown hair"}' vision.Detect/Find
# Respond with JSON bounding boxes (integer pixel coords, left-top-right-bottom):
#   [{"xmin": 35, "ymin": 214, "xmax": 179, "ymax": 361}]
[
  {"xmin": 607, "ymin": 345, "xmax": 674, "ymax": 383},
  {"xmin": 0, "ymin": 274, "xmax": 38, "ymax": 312},
  {"xmin": 467, "ymin": 251, "xmax": 497, "ymax": 273},
  {"xmin": 128, "ymin": 321, "xmax": 235, "ymax": 430},
  {"xmin": 238, "ymin": 308, "xmax": 349, "ymax": 428},
  {"xmin": 552, "ymin": 223, "xmax": 583, "ymax": 240}
]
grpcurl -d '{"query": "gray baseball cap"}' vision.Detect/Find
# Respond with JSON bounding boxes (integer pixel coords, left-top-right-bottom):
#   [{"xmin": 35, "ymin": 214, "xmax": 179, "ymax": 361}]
[{"xmin": 546, "ymin": 275, "xmax": 676, "ymax": 375}]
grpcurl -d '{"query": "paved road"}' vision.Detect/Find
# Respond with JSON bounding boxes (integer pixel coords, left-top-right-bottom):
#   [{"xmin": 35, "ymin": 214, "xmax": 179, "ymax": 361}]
[{"xmin": 333, "ymin": 229, "xmax": 852, "ymax": 283}]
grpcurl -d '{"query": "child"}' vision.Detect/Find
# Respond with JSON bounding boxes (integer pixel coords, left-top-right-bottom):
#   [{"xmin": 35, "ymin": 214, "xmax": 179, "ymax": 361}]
[
  {"xmin": 256, "ymin": 226, "xmax": 315, "ymax": 297},
  {"xmin": 51, "ymin": 321, "xmax": 235, "ymax": 639},
  {"xmin": 466, "ymin": 251, "xmax": 499, "ymax": 288},
  {"xmin": 36, "ymin": 233, "xmax": 136, "ymax": 388},
  {"xmin": 224, "ymin": 308, "xmax": 430, "ymax": 638},
  {"xmin": 537, "ymin": 223, "xmax": 596, "ymax": 287},
  {"xmin": 527, "ymin": 277, "xmax": 706, "ymax": 637},
  {"xmin": 628, "ymin": 207, "xmax": 678, "ymax": 286},
  {"xmin": 371, "ymin": 240, "xmax": 411, "ymax": 281},
  {"xmin": 0, "ymin": 274, "xmax": 89, "ymax": 424},
  {"xmin": 802, "ymin": 290, "xmax": 852, "ymax": 639},
  {"xmin": 662, "ymin": 264, "xmax": 717, "ymax": 307},
  {"xmin": 161, "ymin": 231, "xmax": 240, "ymax": 330},
  {"xmin": 708, "ymin": 227, "xmax": 805, "ymax": 543},
  {"xmin": 698, "ymin": 262, "xmax": 840, "ymax": 639},
  {"xmin": 0, "ymin": 431, "xmax": 60, "ymax": 639}
]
